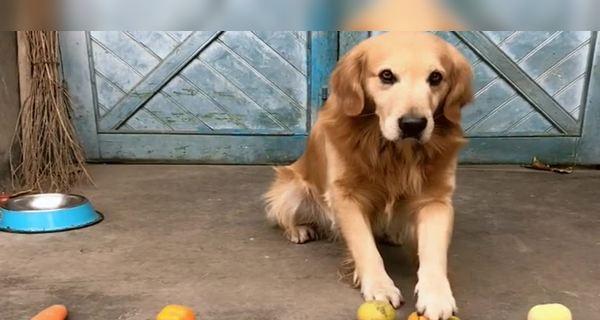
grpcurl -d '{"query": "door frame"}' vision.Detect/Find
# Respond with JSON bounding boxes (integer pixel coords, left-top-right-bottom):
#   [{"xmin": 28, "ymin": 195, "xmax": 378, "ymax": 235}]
[
  {"xmin": 60, "ymin": 31, "xmax": 339, "ymax": 164},
  {"xmin": 577, "ymin": 34, "xmax": 600, "ymax": 165}
]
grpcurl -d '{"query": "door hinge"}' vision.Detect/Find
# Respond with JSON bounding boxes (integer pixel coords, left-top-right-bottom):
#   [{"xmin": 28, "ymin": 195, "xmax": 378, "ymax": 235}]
[{"xmin": 321, "ymin": 86, "xmax": 329, "ymax": 101}]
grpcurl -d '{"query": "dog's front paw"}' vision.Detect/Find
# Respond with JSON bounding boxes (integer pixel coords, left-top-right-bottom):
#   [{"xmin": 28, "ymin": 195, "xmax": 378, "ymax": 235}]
[
  {"xmin": 415, "ymin": 275, "xmax": 456, "ymax": 320},
  {"xmin": 285, "ymin": 225, "xmax": 318, "ymax": 244},
  {"xmin": 361, "ymin": 274, "xmax": 404, "ymax": 308}
]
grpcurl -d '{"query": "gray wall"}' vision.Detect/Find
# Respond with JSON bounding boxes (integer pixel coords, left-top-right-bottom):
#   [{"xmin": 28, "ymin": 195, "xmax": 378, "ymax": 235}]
[{"xmin": 0, "ymin": 32, "xmax": 19, "ymax": 190}]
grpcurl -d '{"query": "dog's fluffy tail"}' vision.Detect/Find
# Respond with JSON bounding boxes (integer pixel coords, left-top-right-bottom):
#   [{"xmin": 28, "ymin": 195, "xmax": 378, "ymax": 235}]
[{"xmin": 264, "ymin": 166, "xmax": 310, "ymax": 228}]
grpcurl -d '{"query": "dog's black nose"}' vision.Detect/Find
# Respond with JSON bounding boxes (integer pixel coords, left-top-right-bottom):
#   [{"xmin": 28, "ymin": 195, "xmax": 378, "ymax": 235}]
[{"xmin": 399, "ymin": 116, "xmax": 427, "ymax": 138}]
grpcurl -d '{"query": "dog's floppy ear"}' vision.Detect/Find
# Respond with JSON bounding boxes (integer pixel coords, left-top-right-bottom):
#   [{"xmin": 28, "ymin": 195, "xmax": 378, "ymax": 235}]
[
  {"xmin": 443, "ymin": 47, "xmax": 473, "ymax": 125},
  {"xmin": 329, "ymin": 47, "xmax": 366, "ymax": 117}
]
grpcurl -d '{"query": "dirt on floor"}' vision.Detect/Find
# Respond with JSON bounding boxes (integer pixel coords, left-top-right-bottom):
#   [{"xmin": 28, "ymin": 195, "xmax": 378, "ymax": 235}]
[{"xmin": 1, "ymin": 165, "xmax": 599, "ymax": 319}]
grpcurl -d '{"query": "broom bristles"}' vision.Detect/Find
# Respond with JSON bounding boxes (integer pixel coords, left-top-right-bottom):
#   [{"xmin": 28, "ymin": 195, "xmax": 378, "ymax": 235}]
[{"xmin": 10, "ymin": 31, "xmax": 92, "ymax": 193}]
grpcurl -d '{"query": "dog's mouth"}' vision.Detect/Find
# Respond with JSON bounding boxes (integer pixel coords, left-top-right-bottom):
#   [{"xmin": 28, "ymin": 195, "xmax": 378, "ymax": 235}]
[
  {"xmin": 400, "ymin": 133, "xmax": 432, "ymax": 146},
  {"xmin": 401, "ymin": 135, "xmax": 425, "ymax": 143},
  {"xmin": 381, "ymin": 129, "xmax": 429, "ymax": 145}
]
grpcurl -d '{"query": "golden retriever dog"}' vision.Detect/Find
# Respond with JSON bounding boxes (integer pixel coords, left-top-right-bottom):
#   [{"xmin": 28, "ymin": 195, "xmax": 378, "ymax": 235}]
[{"xmin": 265, "ymin": 32, "xmax": 472, "ymax": 320}]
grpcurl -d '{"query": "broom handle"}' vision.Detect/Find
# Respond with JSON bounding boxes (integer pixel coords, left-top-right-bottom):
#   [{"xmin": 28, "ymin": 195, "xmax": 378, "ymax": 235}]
[{"xmin": 16, "ymin": 31, "xmax": 31, "ymax": 110}]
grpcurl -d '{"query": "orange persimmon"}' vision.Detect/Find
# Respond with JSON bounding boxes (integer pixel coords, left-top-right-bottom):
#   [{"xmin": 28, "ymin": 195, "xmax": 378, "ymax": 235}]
[{"xmin": 156, "ymin": 304, "xmax": 195, "ymax": 320}]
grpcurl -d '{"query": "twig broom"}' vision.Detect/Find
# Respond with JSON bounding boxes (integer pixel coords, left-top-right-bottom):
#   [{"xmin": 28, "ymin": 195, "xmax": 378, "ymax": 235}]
[{"xmin": 10, "ymin": 31, "xmax": 92, "ymax": 193}]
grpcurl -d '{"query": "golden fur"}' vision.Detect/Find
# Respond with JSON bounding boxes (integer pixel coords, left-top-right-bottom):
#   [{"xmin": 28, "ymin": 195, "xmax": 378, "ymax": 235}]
[{"xmin": 264, "ymin": 32, "xmax": 473, "ymax": 320}]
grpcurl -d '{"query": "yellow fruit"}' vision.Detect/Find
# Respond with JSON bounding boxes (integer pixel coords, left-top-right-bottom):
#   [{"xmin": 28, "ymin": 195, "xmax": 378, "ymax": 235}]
[
  {"xmin": 357, "ymin": 301, "xmax": 396, "ymax": 320},
  {"xmin": 408, "ymin": 312, "xmax": 425, "ymax": 320},
  {"xmin": 407, "ymin": 312, "xmax": 460, "ymax": 320},
  {"xmin": 528, "ymin": 304, "xmax": 572, "ymax": 320},
  {"xmin": 156, "ymin": 305, "xmax": 195, "ymax": 320}
]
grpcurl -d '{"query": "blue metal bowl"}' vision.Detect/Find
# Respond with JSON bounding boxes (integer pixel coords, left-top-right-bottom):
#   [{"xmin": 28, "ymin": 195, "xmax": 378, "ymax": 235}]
[{"xmin": 0, "ymin": 193, "xmax": 103, "ymax": 233}]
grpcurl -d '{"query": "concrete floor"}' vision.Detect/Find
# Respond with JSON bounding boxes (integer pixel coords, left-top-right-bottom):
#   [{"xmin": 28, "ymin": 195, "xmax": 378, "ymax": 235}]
[{"xmin": 1, "ymin": 165, "xmax": 599, "ymax": 320}]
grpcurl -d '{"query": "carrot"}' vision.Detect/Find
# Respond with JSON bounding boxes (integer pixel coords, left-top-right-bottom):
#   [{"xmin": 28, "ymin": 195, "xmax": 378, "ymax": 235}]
[
  {"xmin": 31, "ymin": 305, "xmax": 68, "ymax": 320},
  {"xmin": 0, "ymin": 194, "xmax": 9, "ymax": 205}
]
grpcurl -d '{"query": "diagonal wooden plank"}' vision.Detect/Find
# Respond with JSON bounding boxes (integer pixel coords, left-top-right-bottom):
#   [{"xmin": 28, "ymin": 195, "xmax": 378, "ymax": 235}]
[
  {"xmin": 456, "ymin": 31, "xmax": 580, "ymax": 135},
  {"xmin": 99, "ymin": 31, "xmax": 223, "ymax": 130},
  {"xmin": 200, "ymin": 43, "xmax": 305, "ymax": 132},
  {"xmin": 252, "ymin": 31, "xmax": 308, "ymax": 76},
  {"xmin": 218, "ymin": 32, "xmax": 307, "ymax": 106}
]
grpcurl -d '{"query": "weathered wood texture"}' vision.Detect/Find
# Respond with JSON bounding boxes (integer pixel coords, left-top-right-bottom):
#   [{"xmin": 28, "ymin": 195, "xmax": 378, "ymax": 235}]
[
  {"xmin": 61, "ymin": 31, "xmax": 337, "ymax": 163},
  {"xmin": 0, "ymin": 32, "xmax": 20, "ymax": 188},
  {"xmin": 89, "ymin": 31, "xmax": 309, "ymax": 134},
  {"xmin": 62, "ymin": 31, "xmax": 600, "ymax": 164}
]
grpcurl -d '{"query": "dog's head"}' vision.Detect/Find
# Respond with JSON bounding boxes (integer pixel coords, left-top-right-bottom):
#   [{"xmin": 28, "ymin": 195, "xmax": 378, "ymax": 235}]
[{"xmin": 329, "ymin": 32, "xmax": 473, "ymax": 143}]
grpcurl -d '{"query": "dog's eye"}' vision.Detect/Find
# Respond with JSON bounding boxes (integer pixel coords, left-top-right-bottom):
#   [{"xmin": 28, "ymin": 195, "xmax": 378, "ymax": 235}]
[
  {"xmin": 428, "ymin": 71, "xmax": 443, "ymax": 86},
  {"xmin": 378, "ymin": 69, "xmax": 397, "ymax": 85}
]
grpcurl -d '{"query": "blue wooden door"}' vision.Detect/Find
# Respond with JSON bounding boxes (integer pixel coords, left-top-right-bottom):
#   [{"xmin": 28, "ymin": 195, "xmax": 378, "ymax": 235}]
[
  {"xmin": 341, "ymin": 31, "xmax": 600, "ymax": 165},
  {"xmin": 60, "ymin": 31, "xmax": 337, "ymax": 164}
]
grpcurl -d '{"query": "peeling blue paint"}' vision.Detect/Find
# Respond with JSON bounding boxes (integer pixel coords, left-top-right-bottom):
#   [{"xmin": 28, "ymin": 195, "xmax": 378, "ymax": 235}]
[{"xmin": 61, "ymin": 31, "xmax": 337, "ymax": 163}]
